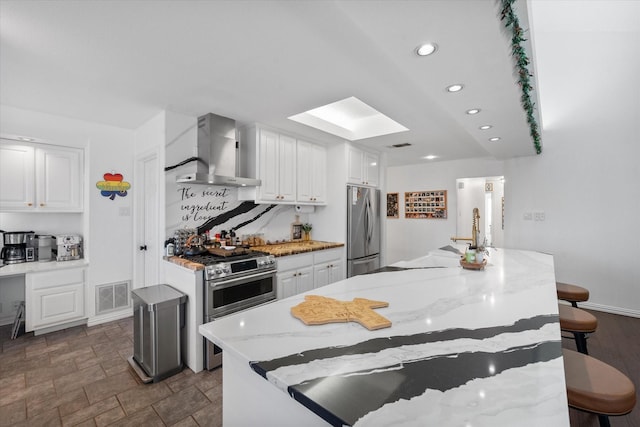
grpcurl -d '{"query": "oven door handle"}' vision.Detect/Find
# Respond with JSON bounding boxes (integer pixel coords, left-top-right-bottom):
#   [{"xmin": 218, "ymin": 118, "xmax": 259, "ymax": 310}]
[{"xmin": 210, "ymin": 270, "xmax": 276, "ymax": 287}]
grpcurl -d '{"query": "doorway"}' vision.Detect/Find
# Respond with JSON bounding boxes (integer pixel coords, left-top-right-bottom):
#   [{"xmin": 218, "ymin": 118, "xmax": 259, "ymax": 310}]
[
  {"xmin": 134, "ymin": 149, "xmax": 161, "ymax": 289},
  {"xmin": 456, "ymin": 176, "xmax": 504, "ymax": 247}
]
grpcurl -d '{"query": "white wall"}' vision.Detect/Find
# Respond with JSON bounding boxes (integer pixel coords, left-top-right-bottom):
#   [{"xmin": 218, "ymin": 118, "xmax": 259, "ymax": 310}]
[
  {"xmin": 504, "ymin": 132, "xmax": 640, "ymax": 316},
  {"xmin": 0, "ymin": 104, "xmax": 135, "ymax": 323},
  {"xmin": 386, "ymin": 158, "xmax": 504, "ymax": 264}
]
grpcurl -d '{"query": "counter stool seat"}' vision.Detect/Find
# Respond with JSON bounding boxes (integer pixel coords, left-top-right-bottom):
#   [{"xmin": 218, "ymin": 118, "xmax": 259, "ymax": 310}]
[
  {"xmin": 558, "ymin": 304, "xmax": 597, "ymax": 354},
  {"xmin": 557, "ymin": 282, "xmax": 589, "ymax": 307},
  {"xmin": 563, "ymin": 348, "xmax": 636, "ymax": 427}
]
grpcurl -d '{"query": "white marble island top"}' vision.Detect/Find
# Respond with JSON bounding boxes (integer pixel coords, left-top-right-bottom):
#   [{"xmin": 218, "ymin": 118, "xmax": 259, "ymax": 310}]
[{"xmin": 199, "ymin": 247, "xmax": 570, "ymax": 426}]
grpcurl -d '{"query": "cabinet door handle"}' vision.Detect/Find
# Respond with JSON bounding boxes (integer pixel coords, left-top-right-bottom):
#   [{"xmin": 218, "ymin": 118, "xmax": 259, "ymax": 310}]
[
  {"xmin": 27, "ymin": 203, "xmax": 33, "ymax": 206},
  {"xmin": 139, "ymin": 245, "xmax": 148, "ymax": 251},
  {"xmin": 39, "ymin": 203, "xmax": 45, "ymax": 207}
]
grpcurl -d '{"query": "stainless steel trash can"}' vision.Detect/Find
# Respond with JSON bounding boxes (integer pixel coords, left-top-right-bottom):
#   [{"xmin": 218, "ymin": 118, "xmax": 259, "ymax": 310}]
[{"xmin": 131, "ymin": 284, "xmax": 187, "ymax": 382}]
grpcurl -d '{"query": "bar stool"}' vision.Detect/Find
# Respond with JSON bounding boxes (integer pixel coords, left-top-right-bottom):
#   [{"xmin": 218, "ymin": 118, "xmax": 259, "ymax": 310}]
[
  {"xmin": 563, "ymin": 348, "xmax": 636, "ymax": 427},
  {"xmin": 556, "ymin": 282, "xmax": 589, "ymax": 307},
  {"xmin": 558, "ymin": 304, "xmax": 597, "ymax": 354}
]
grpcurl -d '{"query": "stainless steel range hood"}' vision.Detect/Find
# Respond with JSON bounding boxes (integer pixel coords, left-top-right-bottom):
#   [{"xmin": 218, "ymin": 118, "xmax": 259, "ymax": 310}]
[{"xmin": 176, "ymin": 113, "xmax": 261, "ymax": 187}]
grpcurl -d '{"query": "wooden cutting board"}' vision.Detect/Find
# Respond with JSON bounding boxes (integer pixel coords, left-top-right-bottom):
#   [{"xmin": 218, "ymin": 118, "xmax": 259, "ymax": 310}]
[
  {"xmin": 207, "ymin": 247, "xmax": 251, "ymax": 257},
  {"xmin": 291, "ymin": 295, "xmax": 391, "ymax": 331}
]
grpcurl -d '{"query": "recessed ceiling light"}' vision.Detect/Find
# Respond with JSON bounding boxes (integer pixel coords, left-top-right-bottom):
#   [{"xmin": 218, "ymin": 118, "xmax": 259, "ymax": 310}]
[
  {"xmin": 423, "ymin": 155, "xmax": 438, "ymax": 160},
  {"xmin": 416, "ymin": 43, "xmax": 437, "ymax": 56},
  {"xmin": 446, "ymin": 84, "xmax": 464, "ymax": 93},
  {"xmin": 479, "ymin": 125, "xmax": 492, "ymax": 130},
  {"xmin": 489, "ymin": 137, "xmax": 501, "ymax": 142},
  {"xmin": 466, "ymin": 109, "xmax": 481, "ymax": 115}
]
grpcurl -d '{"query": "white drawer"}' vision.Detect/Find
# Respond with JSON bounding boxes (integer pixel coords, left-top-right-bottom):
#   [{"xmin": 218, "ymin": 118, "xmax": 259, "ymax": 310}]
[
  {"xmin": 28, "ymin": 267, "xmax": 84, "ymax": 289},
  {"xmin": 276, "ymin": 253, "xmax": 313, "ymax": 272},
  {"xmin": 313, "ymin": 247, "xmax": 344, "ymax": 264}
]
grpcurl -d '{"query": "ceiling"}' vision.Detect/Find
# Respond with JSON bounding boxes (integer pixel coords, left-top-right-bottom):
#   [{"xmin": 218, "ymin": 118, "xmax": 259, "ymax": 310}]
[{"xmin": 2, "ymin": 0, "xmax": 542, "ymax": 166}]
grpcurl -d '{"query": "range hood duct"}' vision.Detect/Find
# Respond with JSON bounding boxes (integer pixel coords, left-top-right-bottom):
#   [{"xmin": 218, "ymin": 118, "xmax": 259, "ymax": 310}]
[{"xmin": 176, "ymin": 113, "xmax": 261, "ymax": 187}]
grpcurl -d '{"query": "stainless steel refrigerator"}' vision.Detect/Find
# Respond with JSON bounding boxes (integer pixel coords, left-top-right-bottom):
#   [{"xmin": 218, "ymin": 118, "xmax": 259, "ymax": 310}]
[{"xmin": 347, "ymin": 185, "xmax": 380, "ymax": 277}]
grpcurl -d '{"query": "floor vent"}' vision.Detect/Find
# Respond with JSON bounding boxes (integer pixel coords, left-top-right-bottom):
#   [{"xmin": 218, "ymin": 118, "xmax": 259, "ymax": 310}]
[{"xmin": 96, "ymin": 281, "xmax": 131, "ymax": 314}]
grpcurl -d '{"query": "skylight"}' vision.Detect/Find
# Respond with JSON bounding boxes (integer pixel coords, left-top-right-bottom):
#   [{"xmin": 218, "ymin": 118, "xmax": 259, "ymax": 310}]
[{"xmin": 288, "ymin": 96, "xmax": 408, "ymax": 141}]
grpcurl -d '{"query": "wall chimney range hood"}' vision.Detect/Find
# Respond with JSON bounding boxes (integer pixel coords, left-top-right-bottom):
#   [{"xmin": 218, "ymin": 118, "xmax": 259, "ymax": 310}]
[{"xmin": 176, "ymin": 113, "xmax": 261, "ymax": 187}]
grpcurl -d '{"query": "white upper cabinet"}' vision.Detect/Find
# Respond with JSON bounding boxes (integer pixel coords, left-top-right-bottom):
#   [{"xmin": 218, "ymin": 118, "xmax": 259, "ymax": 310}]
[
  {"xmin": 257, "ymin": 129, "xmax": 296, "ymax": 203},
  {"xmin": 296, "ymin": 140, "xmax": 326, "ymax": 204},
  {"xmin": 0, "ymin": 140, "xmax": 83, "ymax": 212},
  {"xmin": 0, "ymin": 142, "xmax": 35, "ymax": 210},
  {"xmin": 240, "ymin": 126, "xmax": 327, "ymax": 205},
  {"xmin": 347, "ymin": 145, "xmax": 379, "ymax": 187}
]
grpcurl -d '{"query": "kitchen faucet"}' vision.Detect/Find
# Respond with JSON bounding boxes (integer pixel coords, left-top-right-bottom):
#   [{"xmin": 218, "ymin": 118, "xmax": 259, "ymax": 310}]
[{"xmin": 451, "ymin": 207, "xmax": 481, "ymax": 248}]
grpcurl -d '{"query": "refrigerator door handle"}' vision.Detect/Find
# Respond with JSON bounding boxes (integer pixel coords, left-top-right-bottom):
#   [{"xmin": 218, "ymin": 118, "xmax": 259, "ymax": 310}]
[
  {"xmin": 365, "ymin": 196, "xmax": 373, "ymax": 245},
  {"xmin": 351, "ymin": 256, "xmax": 377, "ymax": 266}
]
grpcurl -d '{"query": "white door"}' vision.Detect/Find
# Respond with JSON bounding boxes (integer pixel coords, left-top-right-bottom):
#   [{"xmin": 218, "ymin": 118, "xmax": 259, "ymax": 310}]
[{"xmin": 135, "ymin": 150, "xmax": 160, "ymax": 288}]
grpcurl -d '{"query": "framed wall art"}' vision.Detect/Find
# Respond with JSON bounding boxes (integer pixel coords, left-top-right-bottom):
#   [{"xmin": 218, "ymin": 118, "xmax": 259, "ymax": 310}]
[
  {"xmin": 386, "ymin": 193, "xmax": 399, "ymax": 218},
  {"xmin": 404, "ymin": 190, "xmax": 447, "ymax": 219}
]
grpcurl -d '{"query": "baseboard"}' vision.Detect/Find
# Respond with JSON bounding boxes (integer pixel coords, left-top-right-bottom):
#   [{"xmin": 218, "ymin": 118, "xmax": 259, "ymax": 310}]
[
  {"xmin": 0, "ymin": 314, "xmax": 17, "ymax": 327},
  {"xmin": 33, "ymin": 318, "xmax": 87, "ymax": 336},
  {"xmin": 579, "ymin": 302, "xmax": 640, "ymax": 319},
  {"xmin": 87, "ymin": 309, "xmax": 132, "ymax": 327}
]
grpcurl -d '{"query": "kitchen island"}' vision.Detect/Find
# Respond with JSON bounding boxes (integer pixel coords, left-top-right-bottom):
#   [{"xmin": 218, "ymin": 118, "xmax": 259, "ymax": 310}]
[{"xmin": 199, "ymin": 246, "xmax": 570, "ymax": 426}]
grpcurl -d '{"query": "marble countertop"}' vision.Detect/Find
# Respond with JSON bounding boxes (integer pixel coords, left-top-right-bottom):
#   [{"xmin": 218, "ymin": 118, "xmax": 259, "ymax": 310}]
[
  {"xmin": 199, "ymin": 246, "xmax": 569, "ymax": 426},
  {"xmin": 0, "ymin": 259, "xmax": 88, "ymax": 278}
]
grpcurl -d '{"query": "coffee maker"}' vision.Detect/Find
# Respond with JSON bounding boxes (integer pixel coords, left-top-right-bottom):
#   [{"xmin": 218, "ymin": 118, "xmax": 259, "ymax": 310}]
[
  {"xmin": 1, "ymin": 231, "xmax": 34, "ymax": 265},
  {"xmin": 55, "ymin": 235, "xmax": 83, "ymax": 261}
]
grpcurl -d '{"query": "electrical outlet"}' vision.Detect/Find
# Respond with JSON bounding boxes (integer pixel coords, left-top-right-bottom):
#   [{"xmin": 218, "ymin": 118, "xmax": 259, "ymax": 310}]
[
  {"xmin": 534, "ymin": 212, "xmax": 545, "ymax": 221},
  {"xmin": 523, "ymin": 212, "xmax": 532, "ymax": 220}
]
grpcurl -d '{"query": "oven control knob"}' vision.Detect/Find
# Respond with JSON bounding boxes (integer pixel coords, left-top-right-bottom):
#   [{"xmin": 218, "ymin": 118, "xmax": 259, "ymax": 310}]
[
  {"xmin": 214, "ymin": 268, "xmax": 223, "ymax": 275},
  {"xmin": 223, "ymin": 267, "xmax": 230, "ymax": 273}
]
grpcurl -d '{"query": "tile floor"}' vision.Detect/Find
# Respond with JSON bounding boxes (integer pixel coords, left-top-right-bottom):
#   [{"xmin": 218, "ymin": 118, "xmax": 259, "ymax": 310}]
[{"xmin": 0, "ymin": 317, "xmax": 222, "ymax": 427}]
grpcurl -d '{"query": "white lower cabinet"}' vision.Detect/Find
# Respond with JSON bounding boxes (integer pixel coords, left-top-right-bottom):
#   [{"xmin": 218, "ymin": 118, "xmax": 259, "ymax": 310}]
[
  {"xmin": 277, "ymin": 266, "xmax": 314, "ymax": 299},
  {"xmin": 276, "ymin": 248, "xmax": 345, "ymax": 299},
  {"xmin": 314, "ymin": 261, "xmax": 343, "ymax": 288},
  {"xmin": 26, "ymin": 267, "xmax": 85, "ymax": 332},
  {"xmin": 276, "ymin": 253, "xmax": 314, "ymax": 300},
  {"xmin": 313, "ymin": 247, "xmax": 344, "ymax": 288}
]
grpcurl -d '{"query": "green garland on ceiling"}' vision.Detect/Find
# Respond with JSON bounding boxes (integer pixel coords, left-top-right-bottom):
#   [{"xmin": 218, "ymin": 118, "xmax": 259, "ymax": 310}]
[{"xmin": 500, "ymin": 0, "xmax": 542, "ymax": 154}]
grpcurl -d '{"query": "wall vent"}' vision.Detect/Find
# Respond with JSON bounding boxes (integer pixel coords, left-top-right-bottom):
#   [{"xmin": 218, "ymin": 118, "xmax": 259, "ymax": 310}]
[
  {"xmin": 96, "ymin": 281, "xmax": 131, "ymax": 314},
  {"xmin": 389, "ymin": 143, "xmax": 412, "ymax": 148}
]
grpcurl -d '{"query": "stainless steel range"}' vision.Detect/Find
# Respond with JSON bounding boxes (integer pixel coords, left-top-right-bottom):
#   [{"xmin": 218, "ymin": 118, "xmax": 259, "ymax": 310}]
[{"xmin": 182, "ymin": 249, "xmax": 277, "ymax": 370}]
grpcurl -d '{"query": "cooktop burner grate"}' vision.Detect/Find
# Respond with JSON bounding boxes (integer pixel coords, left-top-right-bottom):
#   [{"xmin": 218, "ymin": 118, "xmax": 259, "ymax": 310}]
[{"xmin": 181, "ymin": 250, "xmax": 270, "ymax": 266}]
